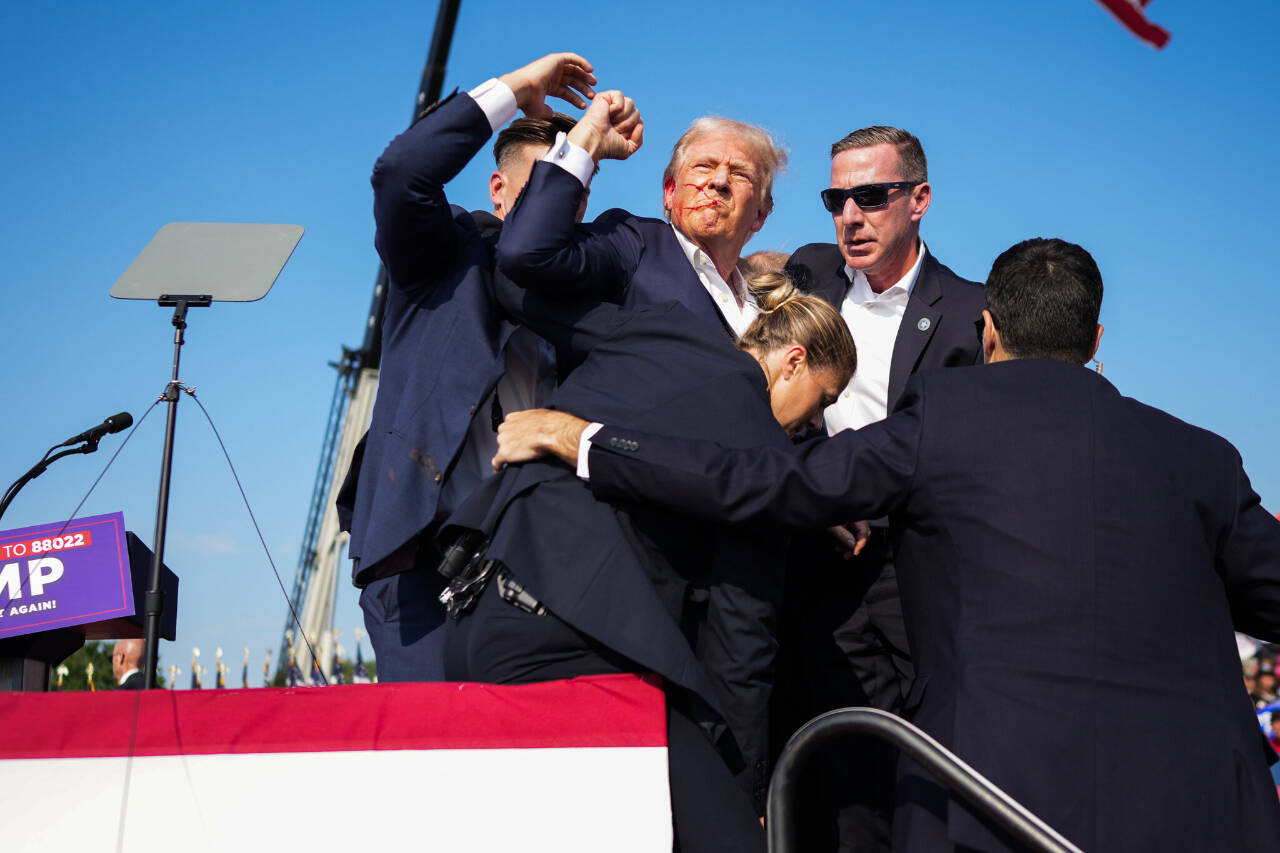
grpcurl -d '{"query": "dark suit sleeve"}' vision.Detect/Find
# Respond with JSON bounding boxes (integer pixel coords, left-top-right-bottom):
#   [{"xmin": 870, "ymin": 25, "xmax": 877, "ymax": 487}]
[
  {"xmin": 496, "ymin": 161, "xmax": 646, "ymax": 300},
  {"xmin": 588, "ymin": 378, "xmax": 926, "ymax": 528},
  {"xmin": 371, "ymin": 91, "xmax": 492, "ymax": 289},
  {"xmin": 1218, "ymin": 457, "xmax": 1280, "ymax": 641}
]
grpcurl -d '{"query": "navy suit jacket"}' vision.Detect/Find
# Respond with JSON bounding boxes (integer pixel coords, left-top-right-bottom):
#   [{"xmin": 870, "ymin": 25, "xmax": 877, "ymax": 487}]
[
  {"xmin": 585, "ymin": 359, "xmax": 1280, "ymax": 852},
  {"xmin": 337, "ymin": 91, "xmax": 519, "ymax": 585},
  {"xmin": 785, "ymin": 243, "xmax": 985, "ymax": 409},
  {"xmin": 444, "ymin": 297, "xmax": 792, "ymax": 810},
  {"xmin": 494, "ymin": 160, "xmax": 733, "ymax": 372}
]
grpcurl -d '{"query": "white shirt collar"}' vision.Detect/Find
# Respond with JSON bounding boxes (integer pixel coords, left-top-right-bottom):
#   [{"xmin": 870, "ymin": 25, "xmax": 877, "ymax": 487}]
[
  {"xmin": 843, "ymin": 240, "xmax": 928, "ymax": 304},
  {"xmin": 670, "ymin": 223, "xmax": 751, "ymax": 302}
]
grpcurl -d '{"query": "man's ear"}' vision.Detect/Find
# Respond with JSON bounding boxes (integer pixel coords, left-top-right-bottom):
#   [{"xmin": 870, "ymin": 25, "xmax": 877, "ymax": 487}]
[
  {"xmin": 909, "ymin": 181, "xmax": 931, "ymax": 222},
  {"xmin": 750, "ymin": 203, "xmax": 769, "ymax": 235},
  {"xmin": 489, "ymin": 170, "xmax": 506, "ymax": 212},
  {"xmin": 662, "ymin": 176, "xmax": 676, "ymax": 216},
  {"xmin": 982, "ymin": 309, "xmax": 999, "ymax": 363},
  {"xmin": 1088, "ymin": 324, "xmax": 1104, "ymax": 363}
]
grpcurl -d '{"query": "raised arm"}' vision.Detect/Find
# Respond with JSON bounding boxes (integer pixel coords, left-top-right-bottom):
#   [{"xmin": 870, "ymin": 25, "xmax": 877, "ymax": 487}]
[
  {"xmin": 372, "ymin": 53, "xmax": 596, "ymax": 288},
  {"xmin": 496, "ymin": 90, "xmax": 646, "ymax": 301}
]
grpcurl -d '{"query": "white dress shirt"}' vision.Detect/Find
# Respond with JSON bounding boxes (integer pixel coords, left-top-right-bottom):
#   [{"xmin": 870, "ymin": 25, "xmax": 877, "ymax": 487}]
[{"xmin": 823, "ymin": 243, "xmax": 928, "ymax": 435}]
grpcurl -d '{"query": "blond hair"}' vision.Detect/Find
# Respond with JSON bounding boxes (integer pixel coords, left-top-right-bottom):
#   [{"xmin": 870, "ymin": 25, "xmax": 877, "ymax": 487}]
[
  {"xmin": 738, "ymin": 272, "xmax": 856, "ymax": 382},
  {"xmin": 663, "ymin": 117, "xmax": 788, "ymax": 214}
]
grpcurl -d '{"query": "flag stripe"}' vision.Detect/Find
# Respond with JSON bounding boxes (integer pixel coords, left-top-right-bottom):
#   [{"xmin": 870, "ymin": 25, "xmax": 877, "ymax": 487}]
[
  {"xmin": 1096, "ymin": 0, "xmax": 1171, "ymax": 48},
  {"xmin": 0, "ymin": 673, "xmax": 667, "ymax": 758}
]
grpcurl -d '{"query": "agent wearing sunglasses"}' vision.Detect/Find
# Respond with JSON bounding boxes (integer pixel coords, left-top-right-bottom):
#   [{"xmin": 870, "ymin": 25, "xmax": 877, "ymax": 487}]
[{"xmin": 777, "ymin": 126, "xmax": 986, "ymax": 853}]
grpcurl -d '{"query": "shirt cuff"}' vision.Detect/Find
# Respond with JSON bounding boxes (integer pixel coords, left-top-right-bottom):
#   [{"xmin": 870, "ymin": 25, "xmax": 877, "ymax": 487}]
[
  {"xmin": 576, "ymin": 422, "xmax": 604, "ymax": 480},
  {"xmin": 467, "ymin": 78, "xmax": 518, "ymax": 134},
  {"xmin": 542, "ymin": 132, "xmax": 596, "ymax": 189}
]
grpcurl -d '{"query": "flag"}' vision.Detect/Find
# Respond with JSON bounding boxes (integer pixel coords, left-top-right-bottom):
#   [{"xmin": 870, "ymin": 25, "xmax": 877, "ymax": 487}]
[
  {"xmin": 353, "ymin": 643, "xmax": 371, "ymax": 684},
  {"xmin": 1094, "ymin": 0, "xmax": 1170, "ymax": 49},
  {"xmin": 330, "ymin": 648, "xmax": 345, "ymax": 685},
  {"xmin": 191, "ymin": 666, "xmax": 202, "ymax": 690},
  {"xmin": 286, "ymin": 656, "xmax": 300, "ymax": 688}
]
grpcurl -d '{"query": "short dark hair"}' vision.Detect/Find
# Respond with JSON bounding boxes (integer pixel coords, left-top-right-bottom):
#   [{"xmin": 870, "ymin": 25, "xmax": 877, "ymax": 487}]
[
  {"xmin": 985, "ymin": 238, "xmax": 1103, "ymax": 364},
  {"xmin": 829, "ymin": 126, "xmax": 927, "ymax": 183},
  {"xmin": 493, "ymin": 113, "xmax": 577, "ymax": 172}
]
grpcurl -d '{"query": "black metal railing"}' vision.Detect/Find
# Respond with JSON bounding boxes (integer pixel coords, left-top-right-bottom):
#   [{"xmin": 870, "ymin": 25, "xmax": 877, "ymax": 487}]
[{"xmin": 766, "ymin": 707, "xmax": 1084, "ymax": 853}]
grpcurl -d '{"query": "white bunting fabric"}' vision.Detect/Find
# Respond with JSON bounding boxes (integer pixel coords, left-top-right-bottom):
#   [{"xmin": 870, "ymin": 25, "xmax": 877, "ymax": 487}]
[{"xmin": 0, "ymin": 674, "xmax": 672, "ymax": 853}]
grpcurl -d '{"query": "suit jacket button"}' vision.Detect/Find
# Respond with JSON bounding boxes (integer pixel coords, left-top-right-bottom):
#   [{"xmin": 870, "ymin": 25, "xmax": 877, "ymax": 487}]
[
  {"xmin": 433, "ymin": 473, "xmax": 443, "ymax": 484},
  {"xmin": 610, "ymin": 437, "xmax": 620, "ymax": 447}
]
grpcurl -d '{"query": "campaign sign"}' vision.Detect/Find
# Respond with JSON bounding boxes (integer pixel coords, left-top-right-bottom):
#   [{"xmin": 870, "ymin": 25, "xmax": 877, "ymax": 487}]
[{"xmin": 0, "ymin": 512, "xmax": 132, "ymax": 639}]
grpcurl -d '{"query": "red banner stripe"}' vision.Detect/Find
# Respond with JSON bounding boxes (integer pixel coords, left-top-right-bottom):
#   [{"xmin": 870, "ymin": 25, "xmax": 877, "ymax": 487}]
[{"xmin": 0, "ymin": 674, "xmax": 667, "ymax": 759}]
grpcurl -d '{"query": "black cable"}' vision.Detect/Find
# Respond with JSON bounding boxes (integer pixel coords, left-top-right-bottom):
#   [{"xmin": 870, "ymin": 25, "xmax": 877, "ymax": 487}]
[{"xmin": 183, "ymin": 386, "xmax": 327, "ymax": 686}]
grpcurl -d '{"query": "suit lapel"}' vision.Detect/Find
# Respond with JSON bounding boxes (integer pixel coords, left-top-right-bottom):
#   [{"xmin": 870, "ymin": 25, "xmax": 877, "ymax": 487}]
[
  {"xmin": 650, "ymin": 225, "xmax": 737, "ymax": 338},
  {"xmin": 888, "ymin": 254, "xmax": 941, "ymax": 408},
  {"xmin": 812, "ymin": 254, "xmax": 849, "ymax": 308}
]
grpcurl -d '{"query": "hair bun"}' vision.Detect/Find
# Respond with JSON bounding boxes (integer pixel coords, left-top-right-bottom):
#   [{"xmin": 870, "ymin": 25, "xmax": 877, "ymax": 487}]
[{"xmin": 747, "ymin": 271, "xmax": 800, "ymax": 313}]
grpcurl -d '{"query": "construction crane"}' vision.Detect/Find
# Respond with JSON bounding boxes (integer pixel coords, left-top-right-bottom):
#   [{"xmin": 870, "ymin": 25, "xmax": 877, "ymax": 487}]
[{"xmin": 278, "ymin": 0, "xmax": 463, "ymax": 684}]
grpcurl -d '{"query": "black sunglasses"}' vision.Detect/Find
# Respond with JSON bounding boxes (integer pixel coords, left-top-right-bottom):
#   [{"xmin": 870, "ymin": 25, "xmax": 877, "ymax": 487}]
[{"xmin": 820, "ymin": 182, "xmax": 919, "ymax": 213}]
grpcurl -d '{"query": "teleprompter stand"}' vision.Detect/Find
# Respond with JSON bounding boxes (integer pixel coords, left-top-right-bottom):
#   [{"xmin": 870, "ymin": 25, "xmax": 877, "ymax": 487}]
[{"xmin": 112, "ymin": 223, "xmax": 304, "ymax": 687}]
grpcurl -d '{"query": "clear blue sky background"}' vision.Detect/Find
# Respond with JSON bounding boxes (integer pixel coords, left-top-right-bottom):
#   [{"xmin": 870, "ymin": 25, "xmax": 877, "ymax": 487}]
[{"xmin": 1, "ymin": 0, "xmax": 1275, "ymax": 683}]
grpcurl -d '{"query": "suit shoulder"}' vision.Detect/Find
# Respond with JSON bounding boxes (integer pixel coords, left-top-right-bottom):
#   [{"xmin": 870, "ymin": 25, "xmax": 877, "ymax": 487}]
[
  {"xmin": 788, "ymin": 243, "xmax": 843, "ymax": 270},
  {"xmin": 1117, "ymin": 391, "xmax": 1241, "ymax": 461},
  {"xmin": 784, "ymin": 243, "xmax": 843, "ymax": 294}
]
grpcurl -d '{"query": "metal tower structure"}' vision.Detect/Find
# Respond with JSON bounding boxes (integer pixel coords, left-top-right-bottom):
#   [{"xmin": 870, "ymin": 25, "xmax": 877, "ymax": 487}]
[{"xmin": 278, "ymin": 0, "xmax": 463, "ymax": 683}]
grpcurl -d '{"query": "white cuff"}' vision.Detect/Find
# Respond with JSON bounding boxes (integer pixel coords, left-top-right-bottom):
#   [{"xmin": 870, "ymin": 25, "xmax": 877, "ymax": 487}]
[
  {"xmin": 467, "ymin": 78, "xmax": 518, "ymax": 134},
  {"xmin": 576, "ymin": 422, "xmax": 604, "ymax": 480},
  {"xmin": 542, "ymin": 132, "xmax": 596, "ymax": 189}
]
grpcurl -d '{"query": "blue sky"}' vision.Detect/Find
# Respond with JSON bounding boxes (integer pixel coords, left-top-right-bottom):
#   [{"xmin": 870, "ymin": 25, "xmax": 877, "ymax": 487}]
[{"xmin": 1, "ymin": 0, "xmax": 1275, "ymax": 682}]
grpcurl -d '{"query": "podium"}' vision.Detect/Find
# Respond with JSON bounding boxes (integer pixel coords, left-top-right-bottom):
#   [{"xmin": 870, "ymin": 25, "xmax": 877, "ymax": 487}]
[{"xmin": 0, "ymin": 529, "xmax": 178, "ymax": 691}]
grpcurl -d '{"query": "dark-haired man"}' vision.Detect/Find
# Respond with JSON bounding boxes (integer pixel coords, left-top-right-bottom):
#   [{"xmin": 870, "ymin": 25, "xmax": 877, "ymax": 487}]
[
  {"xmin": 781, "ymin": 126, "xmax": 986, "ymax": 851},
  {"xmin": 336, "ymin": 53, "xmax": 597, "ymax": 681},
  {"xmin": 497, "ymin": 237, "xmax": 1280, "ymax": 852}
]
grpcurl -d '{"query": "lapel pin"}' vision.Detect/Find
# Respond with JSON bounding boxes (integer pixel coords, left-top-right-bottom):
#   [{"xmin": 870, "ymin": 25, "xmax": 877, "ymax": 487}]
[{"xmin": 917, "ymin": 318, "xmax": 931, "ymax": 331}]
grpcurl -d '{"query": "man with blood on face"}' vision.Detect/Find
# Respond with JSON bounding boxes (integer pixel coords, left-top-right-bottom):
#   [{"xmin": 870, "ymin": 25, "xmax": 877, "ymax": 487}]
[{"xmin": 494, "ymin": 106, "xmax": 787, "ymax": 351}]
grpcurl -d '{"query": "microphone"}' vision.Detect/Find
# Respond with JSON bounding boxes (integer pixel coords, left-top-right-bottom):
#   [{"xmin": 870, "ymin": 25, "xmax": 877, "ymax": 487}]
[{"xmin": 63, "ymin": 412, "xmax": 133, "ymax": 446}]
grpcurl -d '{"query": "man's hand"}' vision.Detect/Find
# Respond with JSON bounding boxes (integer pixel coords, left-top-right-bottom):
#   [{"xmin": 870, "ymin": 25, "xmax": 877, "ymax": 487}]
[
  {"xmin": 567, "ymin": 91, "xmax": 644, "ymax": 162},
  {"xmin": 499, "ymin": 53, "xmax": 597, "ymax": 118},
  {"xmin": 827, "ymin": 521, "xmax": 871, "ymax": 559},
  {"xmin": 493, "ymin": 409, "xmax": 590, "ymax": 470}
]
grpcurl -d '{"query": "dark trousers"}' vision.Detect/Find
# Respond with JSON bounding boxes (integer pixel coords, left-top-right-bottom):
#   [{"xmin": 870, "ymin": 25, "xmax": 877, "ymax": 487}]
[
  {"xmin": 773, "ymin": 528, "xmax": 911, "ymax": 853},
  {"xmin": 444, "ymin": 577, "xmax": 765, "ymax": 853},
  {"xmin": 359, "ymin": 567, "xmax": 448, "ymax": 682}
]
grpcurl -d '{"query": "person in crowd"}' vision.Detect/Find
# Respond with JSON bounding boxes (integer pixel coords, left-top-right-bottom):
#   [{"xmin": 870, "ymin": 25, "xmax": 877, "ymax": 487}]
[
  {"xmin": 494, "ymin": 93, "xmax": 786, "ymax": 358},
  {"xmin": 441, "ymin": 274, "xmax": 855, "ymax": 853},
  {"xmin": 112, "ymin": 638, "xmax": 144, "ymax": 689},
  {"xmin": 778, "ymin": 125, "xmax": 986, "ymax": 851},
  {"xmin": 740, "ymin": 249, "xmax": 791, "ymax": 278},
  {"xmin": 496, "ymin": 237, "xmax": 1280, "ymax": 853},
  {"xmin": 335, "ymin": 53, "xmax": 598, "ymax": 681},
  {"xmin": 1256, "ymin": 664, "xmax": 1278, "ymax": 709}
]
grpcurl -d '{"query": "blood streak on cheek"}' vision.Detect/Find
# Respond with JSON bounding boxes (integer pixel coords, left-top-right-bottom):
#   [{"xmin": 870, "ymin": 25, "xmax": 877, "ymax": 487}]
[{"xmin": 680, "ymin": 184, "xmax": 723, "ymax": 212}]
